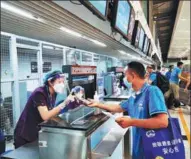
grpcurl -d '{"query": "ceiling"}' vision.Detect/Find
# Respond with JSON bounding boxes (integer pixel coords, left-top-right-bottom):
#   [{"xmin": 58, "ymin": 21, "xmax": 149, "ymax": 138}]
[
  {"xmin": 153, "ymin": 0, "xmax": 179, "ymax": 62},
  {"xmin": 0, "ymin": 1, "xmax": 152, "ymax": 65},
  {"xmin": 168, "ymin": 1, "xmax": 190, "ymax": 60}
]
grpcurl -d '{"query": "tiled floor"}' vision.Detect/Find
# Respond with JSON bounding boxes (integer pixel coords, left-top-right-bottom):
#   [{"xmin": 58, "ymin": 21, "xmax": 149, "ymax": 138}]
[{"xmin": 169, "ymin": 106, "xmax": 190, "ymax": 159}]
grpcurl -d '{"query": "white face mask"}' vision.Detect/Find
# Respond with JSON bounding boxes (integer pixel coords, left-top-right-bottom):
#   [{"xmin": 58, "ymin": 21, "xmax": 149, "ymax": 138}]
[
  {"xmin": 76, "ymin": 93, "xmax": 83, "ymax": 99},
  {"xmin": 53, "ymin": 83, "xmax": 65, "ymax": 94}
]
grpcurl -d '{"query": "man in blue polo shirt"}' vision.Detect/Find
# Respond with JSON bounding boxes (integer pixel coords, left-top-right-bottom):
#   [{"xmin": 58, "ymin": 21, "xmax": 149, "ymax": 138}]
[
  {"xmin": 165, "ymin": 65, "xmax": 174, "ymax": 80},
  {"xmin": 87, "ymin": 61, "xmax": 168, "ymax": 159},
  {"xmin": 165, "ymin": 61, "xmax": 189, "ymax": 109},
  {"xmin": 146, "ymin": 64, "xmax": 157, "ymax": 85}
]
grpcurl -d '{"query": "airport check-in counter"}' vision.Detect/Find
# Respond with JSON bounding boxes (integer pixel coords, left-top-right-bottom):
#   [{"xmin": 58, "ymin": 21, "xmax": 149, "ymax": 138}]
[
  {"xmin": 38, "ymin": 106, "xmax": 129, "ymax": 159},
  {"xmin": 2, "ymin": 105, "xmax": 131, "ymax": 159}
]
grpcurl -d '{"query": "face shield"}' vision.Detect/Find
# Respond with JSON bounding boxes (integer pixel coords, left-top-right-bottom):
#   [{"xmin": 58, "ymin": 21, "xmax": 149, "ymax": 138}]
[
  {"xmin": 43, "ymin": 70, "xmax": 67, "ymax": 94},
  {"xmin": 43, "ymin": 70, "xmax": 64, "ymax": 84},
  {"xmin": 47, "ymin": 74, "xmax": 65, "ymax": 83}
]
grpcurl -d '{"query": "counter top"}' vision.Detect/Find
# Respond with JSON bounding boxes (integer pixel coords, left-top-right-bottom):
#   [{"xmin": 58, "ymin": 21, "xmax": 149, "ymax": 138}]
[
  {"xmin": 104, "ymin": 94, "xmax": 130, "ymax": 101},
  {"xmin": 39, "ymin": 106, "xmax": 109, "ymax": 135}
]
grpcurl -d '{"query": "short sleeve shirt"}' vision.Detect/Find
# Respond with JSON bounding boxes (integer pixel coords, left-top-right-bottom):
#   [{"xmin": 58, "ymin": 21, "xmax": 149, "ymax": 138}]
[
  {"xmin": 149, "ymin": 72, "xmax": 157, "ymax": 85},
  {"xmin": 14, "ymin": 86, "xmax": 56, "ymax": 142},
  {"xmin": 170, "ymin": 67, "xmax": 182, "ymax": 85},
  {"xmin": 165, "ymin": 71, "xmax": 171, "ymax": 80},
  {"xmin": 120, "ymin": 83, "xmax": 167, "ymax": 159}
]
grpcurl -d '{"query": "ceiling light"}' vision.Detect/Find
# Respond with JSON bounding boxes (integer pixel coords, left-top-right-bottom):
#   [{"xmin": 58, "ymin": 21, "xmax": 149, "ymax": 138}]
[
  {"xmin": 82, "ymin": 36, "xmax": 93, "ymax": 41},
  {"xmin": 118, "ymin": 50, "xmax": 126, "ymax": 55},
  {"xmin": 60, "ymin": 28, "xmax": 106, "ymax": 47},
  {"xmin": 82, "ymin": 36, "xmax": 106, "ymax": 47},
  {"xmin": 60, "ymin": 27, "xmax": 82, "ymax": 37},
  {"xmin": 36, "ymin": 17, "xmax": 45, "ymax": 23},
  {"xmin": 180, "ymin": 18, "xmax": 187, "ymax": 21},
  {"xmin": 1, "ymin": 2, "xmax": 44, "ymax": 22},
  {"xmin": 91, "ymin": 40, "xmax": 107, "ymax": 47}
]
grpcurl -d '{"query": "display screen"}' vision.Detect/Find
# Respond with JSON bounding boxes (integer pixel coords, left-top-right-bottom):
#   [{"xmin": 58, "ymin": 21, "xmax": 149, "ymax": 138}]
[
  {"xmin": 127, "ymin": 9, "xmax": 135, "ymax": 41},
  {"xmin": 115, "ymin": 0, "xmax": 131, "ymax": 36},
  {"xmin": 144, "ymin": 36, "xmax": 149, "ymax": 54},
  {"xmin": 147, "ymin": 42, "xmax": 152, "ymax": 56},
  {"xmin": 135, "ymin": 24, "xmax": 141, "ymax": 47},
  {"xmin": 88, "ymin": 0, "xmax": 107, "ymax": 16},
  {"xmin": 138, "ymin": 28, "xmax": 145, "ymax": 50}
]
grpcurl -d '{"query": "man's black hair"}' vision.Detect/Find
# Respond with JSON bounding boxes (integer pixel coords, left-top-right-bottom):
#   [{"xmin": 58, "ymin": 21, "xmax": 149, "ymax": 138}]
[
  {"xmin": 127, "ymin": 61, "xmax": 146, "ymax": 79},
  {"xmin": 177, "ymin": 61, "xmax": 183, "ymax": 67},
  {"xmin": 157, "ymin": 65, "xmax": 161, "ymax": 71},
  {"xmin": 169, "ymin": 65, "xmax": 174, "ymax": 69},
  {"xmin": 151, "ymin": 64, "xmax": 156, "ymax": 70}
]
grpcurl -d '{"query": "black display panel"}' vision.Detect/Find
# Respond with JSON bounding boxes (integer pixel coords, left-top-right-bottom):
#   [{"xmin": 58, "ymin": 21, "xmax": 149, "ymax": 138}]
[
  {"xmin": 80, "ymin": 0, "xmax": 108, "ymax": 20},
  {"xmin": 138, "ymin": 27, "xmax": 145, "ymax": 50},
  {"xmin": 143, "ymin": 35, "xmax": 149, "ymax": 54},
  {"xmin": 111, "ymin": 0, "xmax": 132, "ymax": 40},
  {"xmin": 134, "ymin": 22, "xmax": 141, "ymax": 48},
  {"xmin": 147, "ymin": 40, "xmax": 152, "ymax": 56},
  {"xmin": 127, "ymin": 8, "xmax": 135, "ymax": 41}
]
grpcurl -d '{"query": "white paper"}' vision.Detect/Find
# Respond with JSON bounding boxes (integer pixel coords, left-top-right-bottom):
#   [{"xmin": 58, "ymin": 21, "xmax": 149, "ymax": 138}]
[{"xmin": 102, "ymin": 111, "xmax": 118, "ymax": 120}]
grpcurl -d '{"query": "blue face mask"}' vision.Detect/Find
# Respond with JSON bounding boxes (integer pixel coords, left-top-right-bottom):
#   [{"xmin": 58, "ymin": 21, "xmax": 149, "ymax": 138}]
[{"xmin": 123, "ymin": 77, "xmax": 132, "ymax": 90}]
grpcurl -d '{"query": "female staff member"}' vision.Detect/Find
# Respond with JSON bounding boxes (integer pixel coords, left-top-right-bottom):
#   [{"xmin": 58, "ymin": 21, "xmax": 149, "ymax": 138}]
[{"xmin": 14, "ymin": 70, "xmax": 73, "ymax": 148}]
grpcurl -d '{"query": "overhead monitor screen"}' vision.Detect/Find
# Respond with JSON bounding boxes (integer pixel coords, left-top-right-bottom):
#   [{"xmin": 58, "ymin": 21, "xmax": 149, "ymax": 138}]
[
  {"xmin": 115, "ymin": 0, "xmax": 131, "ymax": 37},
  {"xmin": 135, "ymin": 24, "xmax": 141, "ymax": 47},
  {"xmin": 147, "ymin": 42, "xmax": 152, "ymax": 56},
  {"xmin": 138, "ymin": 28, "xmax": 145, "ymax": 50},
  {"xmin": 143, "ymin": 36, "xmax": 149, "ymax": 54},
  {"xmin": 127, "ymin": 9, "xmax": 135, "ymax": 41},
  {"xmin": 89, "ymin": 0, "xmax": 107, "ymax": 17}
]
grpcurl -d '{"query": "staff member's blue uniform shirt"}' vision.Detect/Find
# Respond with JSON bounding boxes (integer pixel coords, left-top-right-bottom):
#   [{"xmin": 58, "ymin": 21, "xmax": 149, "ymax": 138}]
[
  {"xmin": 165, "ymin": 71, "xmax": 171, "ymax": 80},
  {"xmin": 170, "ymin": 67, "xmax": 182, "ymax": 85},
  {"xmin": 120, "ymin": 83, "xmax": 167, "ymax": 159},
  {"xmin": 149, "ymin": 72, "xmax": 157, "ymax": 85}
]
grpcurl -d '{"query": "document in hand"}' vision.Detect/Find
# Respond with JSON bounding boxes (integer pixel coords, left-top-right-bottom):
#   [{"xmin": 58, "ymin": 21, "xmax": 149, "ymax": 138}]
[{"xmin": 102, "ymin": 111, "xmax": 118, "ymax": 120}]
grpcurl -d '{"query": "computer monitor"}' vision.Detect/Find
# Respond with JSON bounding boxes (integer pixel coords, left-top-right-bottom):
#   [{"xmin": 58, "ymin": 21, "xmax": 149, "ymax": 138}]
[
  {"xmin": 111, "ymin": 0, "xmax": 131, "ymax": 40},
  {"xmin": 134, "ymin": 22, "xmax": 141, "ymax": 48},
  {"xmin": 143, "ymin": 35, "xmax": 149, "ymax": 54},
  {"xmin": 138, "ymin": 27, "xmax": 145, "ymax": 51},
  {"xmin": 80, "ymin": 0, "xmax": 108, "ymax": 20},
  {"xmin": 127, "ymin": 8, "xmax": 135, "ymax": 41},
  {"xmin": 147, "ymin": 41, "xmax": 152, "ymax": 56}
]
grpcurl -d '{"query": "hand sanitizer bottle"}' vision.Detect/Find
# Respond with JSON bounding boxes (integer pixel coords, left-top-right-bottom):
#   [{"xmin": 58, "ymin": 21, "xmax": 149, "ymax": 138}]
[
  {"xmin": 94, "ymin": 91, "xmax": 101, "ymax": 115},
  {"xmin": 94, "ymin": 91, "xmax": 99, "ymax": 101}
]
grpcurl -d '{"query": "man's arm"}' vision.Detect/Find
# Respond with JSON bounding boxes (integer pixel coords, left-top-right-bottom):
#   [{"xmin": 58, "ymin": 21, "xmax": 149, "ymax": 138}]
[
  {"xmin": 178, "ymin": 74, "xmax": 188, "ymax": 82},
  {"xmin": 116, "ymin": 113, "xmax": 168, "ymax": 129},
  {"xmin": 184, "ymin": 78, "xmax": 190, "ymax": 91},
  {"xmin": 87, "ymin": 100, "xmax": 124, "ymax": 113}
]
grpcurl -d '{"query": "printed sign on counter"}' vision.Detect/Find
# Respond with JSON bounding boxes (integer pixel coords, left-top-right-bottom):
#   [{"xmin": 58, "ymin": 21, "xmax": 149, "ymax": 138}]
[
  {"xmin": 71, "ymin": 65, "xmax": 97, "ymax": 75},
  {"xmin": 116, "ymin": 67, "xmax": 124, "ymax": 73}
]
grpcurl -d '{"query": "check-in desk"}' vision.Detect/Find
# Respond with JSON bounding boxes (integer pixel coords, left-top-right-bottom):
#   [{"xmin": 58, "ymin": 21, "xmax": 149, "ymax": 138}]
[
  {"xmin": 1, "ymin": 106, "xmax": 131, "ymax": 159},
  {"xmin": 38, "ymin": 106, "xmax": 129, "ymax": 159}
]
